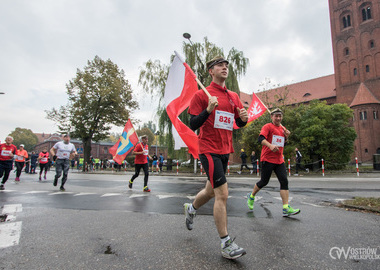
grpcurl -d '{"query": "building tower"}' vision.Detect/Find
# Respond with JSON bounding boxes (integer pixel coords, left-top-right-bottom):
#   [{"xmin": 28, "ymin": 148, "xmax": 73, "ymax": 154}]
[{"xmin": 329, "ymin": 0, "xmax": 380, "ymax": 162}]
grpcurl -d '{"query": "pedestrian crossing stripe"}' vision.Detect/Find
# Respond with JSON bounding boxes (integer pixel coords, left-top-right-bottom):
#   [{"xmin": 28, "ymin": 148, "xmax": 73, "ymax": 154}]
[
  {"xmin": 0, "ymin": 204, "xmax": 22, "ymax": 249},
  {"xmin": 24, "ymin": 191, "xmax": 49, "ymax": 194},
  {"xmin": 101, "ymin": 193, "xmax": 122, "ymax": 197},
  {"xmin": 73, "ymin": 193, "xmax": 97, "ymax": 196}
]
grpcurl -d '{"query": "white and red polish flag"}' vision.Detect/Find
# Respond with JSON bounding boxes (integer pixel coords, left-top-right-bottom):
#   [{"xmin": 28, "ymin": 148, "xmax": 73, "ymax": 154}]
[
  {"xmin": 233, "ymin": 92, "xmax": 267, "ymax": 129},
  {"xmin": 164, "ymin": 51, "xmax": 199, "ymax": 159}
]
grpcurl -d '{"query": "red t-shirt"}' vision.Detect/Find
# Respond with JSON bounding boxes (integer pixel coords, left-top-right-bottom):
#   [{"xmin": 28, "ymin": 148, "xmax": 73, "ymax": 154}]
[
  {"xmin": 39, "ymin": 152, "xmax": 50, "ymax": 164},
  {"xmin": 134, "ymin": 143, "xmax": 149, "ymax": 164},
  {"xmin": 188, "ymin": 82, "xmax": 243, "ymax": 155},
  {"xmin": 260, "ymin": 123, "xmax": 287, "ymax": 164},
  {"xmin": 0, "ymin": 143, "xmax": 17, "ymax": 161}
]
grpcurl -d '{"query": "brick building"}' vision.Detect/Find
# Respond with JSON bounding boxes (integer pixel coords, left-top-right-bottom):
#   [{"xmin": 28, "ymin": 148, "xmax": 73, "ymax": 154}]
[
  {"xmin": 240, "ymin": 0, "xmax": 380, "ymax": 162},
  {"xmin": 329, "ymin": 0, "xmax": 380, "ymax": 161}
]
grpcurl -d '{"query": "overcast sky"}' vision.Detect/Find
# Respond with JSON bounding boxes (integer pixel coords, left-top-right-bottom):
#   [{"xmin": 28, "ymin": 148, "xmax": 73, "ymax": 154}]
[{"xmin": 0, "ymin": 0, "xmax": 334, "ymax": 142}]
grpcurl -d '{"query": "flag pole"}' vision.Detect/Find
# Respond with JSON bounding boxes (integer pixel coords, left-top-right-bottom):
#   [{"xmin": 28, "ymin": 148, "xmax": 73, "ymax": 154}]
[
  {"xmin": 194, "ymin": 77, "xmax": 211, "ymax": 99},
  {"xmin": 134, "ymin": 129, "xmax": 144, "ymax": 149}
]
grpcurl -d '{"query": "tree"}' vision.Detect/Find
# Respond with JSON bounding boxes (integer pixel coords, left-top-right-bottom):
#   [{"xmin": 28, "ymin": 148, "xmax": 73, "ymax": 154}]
[
  {"xmin": 8, "ymin": 128, "xmax": 38, "ymax": 152},
  {"xmin": 294, "ymin": 101, "xmax": 356, "ymax": 169},
  {"xmin": 138, "ymin": 37, "xmax": 249, "ymax": 158},
  {"xmin": 242, "ymin": 100, "xmax": 356, "ymax": 170},
  {"xmin": 104, "ymin": 132, "xmax": 122, "ymax": 143},
  {"xmin": 141, "ymin": 121, "xmax": 157, "ymax": 134},
  {"xmin": 135, "ymin": 127, "xmax": 155, "ymax": 148},
  {"xmin": 46, "ymin": 56, "xmax": 138, "ymax": 169}
]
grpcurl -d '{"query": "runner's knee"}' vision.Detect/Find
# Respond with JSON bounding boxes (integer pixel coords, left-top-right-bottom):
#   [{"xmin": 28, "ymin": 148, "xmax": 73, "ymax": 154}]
[
  {"xmin": 256, "ymin": 179, "xmax": 269, "ymax": 189},
  {"xmin": 279, "ymin": 178, "xmax": 288, "ymax": 190}
]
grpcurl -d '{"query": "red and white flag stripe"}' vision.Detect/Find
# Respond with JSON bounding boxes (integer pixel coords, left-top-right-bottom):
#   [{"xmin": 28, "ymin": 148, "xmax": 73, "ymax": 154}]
[{"xmin": 164, "ymin": 52, "xmax": 199, "ymax": 159}]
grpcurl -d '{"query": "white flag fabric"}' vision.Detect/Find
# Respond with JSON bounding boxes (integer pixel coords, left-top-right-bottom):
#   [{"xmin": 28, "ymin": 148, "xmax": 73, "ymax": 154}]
[{"xmin": 164, "ymin": 52, "xmax": 199, "ymax": 158}]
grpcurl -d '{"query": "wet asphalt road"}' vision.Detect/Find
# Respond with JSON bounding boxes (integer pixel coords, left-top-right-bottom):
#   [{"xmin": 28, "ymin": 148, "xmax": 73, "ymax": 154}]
[{"xmin": 0, "ymin": 171, "xmax": 380, "ymax": 270}]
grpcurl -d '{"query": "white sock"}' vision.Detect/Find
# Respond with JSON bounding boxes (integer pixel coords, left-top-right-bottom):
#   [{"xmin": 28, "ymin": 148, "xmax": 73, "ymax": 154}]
[
  {"xmin": 221, "ymin": 235, "xmax": 231, "ymax": 247},
  {"xmin": 188, "ymin": 204, "xmax": 196, "ymax": 214}
]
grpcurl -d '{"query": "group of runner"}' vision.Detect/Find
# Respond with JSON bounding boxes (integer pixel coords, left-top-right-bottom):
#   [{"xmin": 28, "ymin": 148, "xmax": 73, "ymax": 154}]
[
  {"xmin": 0, "ymin": 134, "xmax": 77, "ymax": 191},
  {"xmin": 1, "ymin": 56, "xmax": 301, "ymax": 260},
  {"xmin": 182, "ymin": 56, "xmax": 300, "ymax": 260}
]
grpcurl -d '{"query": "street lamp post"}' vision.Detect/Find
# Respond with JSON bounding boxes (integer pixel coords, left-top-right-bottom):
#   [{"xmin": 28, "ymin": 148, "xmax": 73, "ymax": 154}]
[
  {"xmin": 155, "ymin": 131, "xmax": 160, "ymax": 156},
  {"xmin": 182, "ymin": 33, "xmax": 199, "ymax": 174},
  {"xmin": 183, "ymin": 33, "xmax": 193, "ymax": 45}
]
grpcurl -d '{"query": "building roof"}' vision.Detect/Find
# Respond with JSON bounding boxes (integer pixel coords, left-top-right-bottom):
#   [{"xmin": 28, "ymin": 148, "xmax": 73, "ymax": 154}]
[
  {"xmin": 34, "ymin": 133, "xmax": 56, "ymax": 143},
  {"xmin": 240, "ymin": 74, "xmax": 336, "ymax": 107},
  {"xmin": 349, "ymin": 83, "xmax": 380, "ymax": 108}
]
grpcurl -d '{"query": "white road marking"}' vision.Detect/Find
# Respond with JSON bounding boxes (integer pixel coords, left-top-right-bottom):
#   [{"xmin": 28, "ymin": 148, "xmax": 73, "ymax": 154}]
[
  {"xmin": 157, "ymin": 195, "xmax": 177, "ymax": 199},
  {"xmin": 73, "ymin": 192, "xmax": 97, "ymax": 196},
  {"xmin": 0, "ymin": 204, "xmax": 23, "ymax": 249},
  {"xmin": 301, "ymin": 202, "xmax": 325, "ymax": 208},
  {"xmin": 187, "ymin": 196, "xmax": 196, "ymax": 200},
  {"xmin": 101, "ymin": 193, "xmax": 122, "ymax": 197},
  {"xmin": 129, "ymin": 194, "xmax": 149, "ymax": 198},
  {"xmin": 0, "ymin": 221, "xmax": 22, "ymax": 249},
  {"xmin": 24, "ymin": 191, "xmax": 49, "ymax": 194},
  {"xmin": 5, "ymin": 214, "xmax": 16, "ymax": 222},
  {"xmin": 274, "ymin": 196, "xmax": 293, "ymax": 202},
  {"xmin": 2, "ymin": 204, "xmax": 22, "ymax": 214},
  {"xmin": 48, "ymin": 192, "xmax": 75, "ymax": 195}
]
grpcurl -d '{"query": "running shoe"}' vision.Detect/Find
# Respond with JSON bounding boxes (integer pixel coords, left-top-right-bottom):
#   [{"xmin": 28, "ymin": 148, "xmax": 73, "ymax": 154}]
[
  {"xmin": 143, "ymin": 186, "xmax": 151, "ymax": 192},
  {"xmin": 128, "ymin": 180, "xmax": 133, "ymax": 189},
  {"xmin": 53, "ymin": 177, "xmax": 58, "ymax": 186},
  {"xmin": 39, "ymin": 176, "xmax": 41, "ymax": 181},
  {"xmin": 44, "ymin": 175, "xmax": 47, "ymax": 180},
  {"xmin": 183, "ymin": 203, "xmax": 196, "ymax": 230},
  {"xmin": 221, "ymin": 238, "xmax": 246, "ymax": 259},
  {"xmin": 283, "ymin": 205, "xmax": 300, "ymax": 217},
  {"xmin": 60, "ymin": 186, "xmax": 65, "ymax": 192},
  {"xmin": 0, "ymin": 184, "xmax": 4, "ymax": 190},
  {"xmin": 247, "ymin": 193, "xmax": 255, "ymax": 210},
  {"xmin": 15, "ymin": 177, "xmax": 20, "ymax": 182}
]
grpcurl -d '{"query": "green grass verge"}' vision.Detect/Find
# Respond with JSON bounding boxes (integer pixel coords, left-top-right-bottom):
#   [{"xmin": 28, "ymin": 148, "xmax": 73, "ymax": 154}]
[{"xmin": 343, "ymin": 197, "xmax": 380, "ymax": 213}]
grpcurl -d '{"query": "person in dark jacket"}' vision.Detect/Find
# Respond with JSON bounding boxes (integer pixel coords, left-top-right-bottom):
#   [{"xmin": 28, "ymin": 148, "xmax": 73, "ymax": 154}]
[{"xmin": 238, "ymin": 149, "xmax": 251, "ymax": 174}]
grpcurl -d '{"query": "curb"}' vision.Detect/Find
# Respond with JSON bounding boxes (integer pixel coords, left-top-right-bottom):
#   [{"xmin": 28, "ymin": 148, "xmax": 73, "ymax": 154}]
[{"xmin": 337, "ymin": 203, "xmax": 380, "ymax": 214}]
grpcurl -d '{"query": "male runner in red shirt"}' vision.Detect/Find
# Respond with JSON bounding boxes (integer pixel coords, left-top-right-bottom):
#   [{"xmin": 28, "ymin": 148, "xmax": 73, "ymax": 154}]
[
  {"xmin": 128, "ymin": 135, "xmax": 152, "ymax": 192},
  {"xmin": 0, "ymin": 136, "xmax": 17, "ymax": 190},
  {"xmin": 184, "ymin": 56, "xmax": 248, "ymax": 259},
  {"xmin": 247, "ymin": 108, "xmax": 300, "ymax": 216}
]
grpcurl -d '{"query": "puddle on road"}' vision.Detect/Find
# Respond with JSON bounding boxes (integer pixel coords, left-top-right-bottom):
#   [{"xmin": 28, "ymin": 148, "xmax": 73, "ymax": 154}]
[
  {"xmin": 104, "ymin": 245, "xmax": 117, "ymax": 256},
  {"xmin": 0, "ymin": 214, "xmax": 7, "ymax": 222}
]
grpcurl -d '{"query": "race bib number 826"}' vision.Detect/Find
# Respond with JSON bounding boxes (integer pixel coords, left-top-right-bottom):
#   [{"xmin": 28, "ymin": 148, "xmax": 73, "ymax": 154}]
[{"xmin": 214, "ymin": 110, "xmax": 234, "ymax": 131}]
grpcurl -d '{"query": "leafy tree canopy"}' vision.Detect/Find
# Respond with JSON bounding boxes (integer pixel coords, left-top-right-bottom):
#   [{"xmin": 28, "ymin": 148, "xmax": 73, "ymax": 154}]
[
  {"xmin": 46, "ymin": 55, "xmax": 138, "ymax": 165},
  {"xmin": 8, "ymin": 127, "xmax": 38, "ymax": 152},
  {"xmin": 242, "ymin": 100, "xmax": 356, "ymax": 169}
]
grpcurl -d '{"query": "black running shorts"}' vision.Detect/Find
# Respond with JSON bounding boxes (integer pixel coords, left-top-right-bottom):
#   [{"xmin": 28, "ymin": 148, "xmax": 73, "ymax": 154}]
[{"xmin": 199, "ymin": 153, "xmax": 229, "ymax": 189}]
